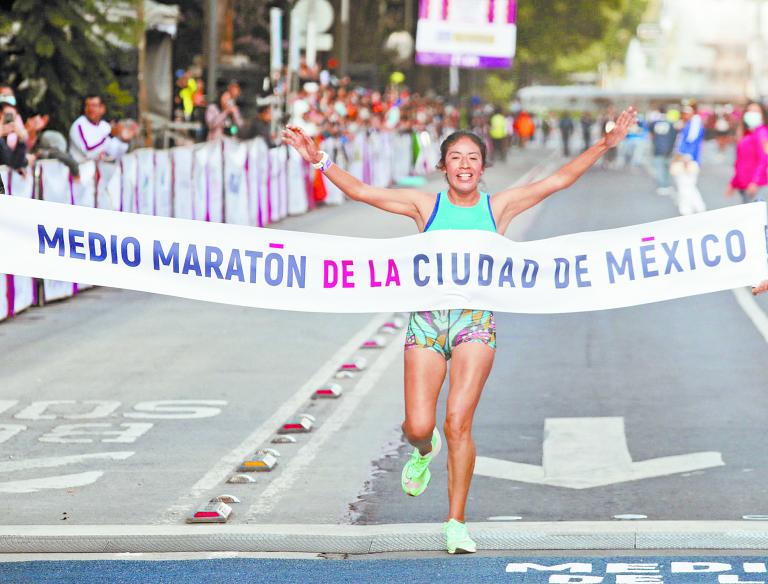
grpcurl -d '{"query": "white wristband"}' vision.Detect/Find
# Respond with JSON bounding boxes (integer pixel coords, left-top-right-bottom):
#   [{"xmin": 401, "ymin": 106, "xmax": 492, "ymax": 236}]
[{"xmin": 312, "ymin": 151, "xmax": 332, "ymax": 172}]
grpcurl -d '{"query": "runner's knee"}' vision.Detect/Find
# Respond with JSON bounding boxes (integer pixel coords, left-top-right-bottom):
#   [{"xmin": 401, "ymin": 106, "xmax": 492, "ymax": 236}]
[
  {"xmin": 443, "ymin": 412, "xmax": 472, "ymax": 442},
  {"xmin": 402, "ymin": 419, "xmax": 433, "ymax": 444}
]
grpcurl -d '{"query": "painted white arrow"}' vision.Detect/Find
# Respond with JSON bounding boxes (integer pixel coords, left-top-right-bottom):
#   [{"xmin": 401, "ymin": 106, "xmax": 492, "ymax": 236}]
[
  {"xmin": 0, "ymin": 471, "xmax": 105, "ymax": 493},
  {"xmin": 474, "ymin": 417, "xmax": 724, "ymax": 489}
]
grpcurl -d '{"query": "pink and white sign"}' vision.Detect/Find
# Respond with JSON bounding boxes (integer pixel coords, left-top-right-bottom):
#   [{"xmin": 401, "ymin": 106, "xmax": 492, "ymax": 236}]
[{"xmin": 416, "ymin": 0, "xmax": 517, "ymax": 69}]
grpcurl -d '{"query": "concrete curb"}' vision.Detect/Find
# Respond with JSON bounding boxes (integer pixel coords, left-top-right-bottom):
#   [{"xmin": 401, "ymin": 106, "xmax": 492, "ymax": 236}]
[{"xmin": 3, "ymin": 522, "xmax": 768, "ymax": 554}]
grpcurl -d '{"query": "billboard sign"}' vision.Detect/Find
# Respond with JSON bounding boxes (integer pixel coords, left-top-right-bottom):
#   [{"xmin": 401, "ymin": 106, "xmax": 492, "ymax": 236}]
[{"xmin": 415, "ymin": 0, "xmax": 517, "ymax": 69}]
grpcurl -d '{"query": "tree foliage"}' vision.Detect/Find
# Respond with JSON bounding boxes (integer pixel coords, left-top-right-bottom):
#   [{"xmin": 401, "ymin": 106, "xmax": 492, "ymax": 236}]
[
  {"xmin": 0, "ymin": 0, "xmax": 138, "ymax": 132},
  {"xmin": 515, "ymin": 0, "xmax": 649, "ymax": 85}
]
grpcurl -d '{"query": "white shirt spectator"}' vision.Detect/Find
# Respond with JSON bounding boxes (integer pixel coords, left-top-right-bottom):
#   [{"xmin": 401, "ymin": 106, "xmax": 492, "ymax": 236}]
[{"xmin": 68, "ymin": 115, "xmax": 128, "ymax": 163}]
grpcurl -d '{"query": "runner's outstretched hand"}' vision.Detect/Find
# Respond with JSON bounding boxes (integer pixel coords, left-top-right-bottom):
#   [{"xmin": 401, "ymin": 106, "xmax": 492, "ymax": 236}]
[
  {"xmin": 282, "ymin": 125, "xmax": 321, "ymax": 164},
  {"xmin": 603, "ymin": 107, "xmax": 637, "ymax": 149},
  {"xmin": 753, "ymin": 280, "xmax": 768, "ymax": 295}
]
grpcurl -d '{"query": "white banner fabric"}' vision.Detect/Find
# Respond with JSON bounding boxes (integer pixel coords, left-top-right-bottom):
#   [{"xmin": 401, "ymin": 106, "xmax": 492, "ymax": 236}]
[
  {"xmin": 207, "ymin": 142, "xmax": 224, "ymax": 223},
  {"xmin": 224, "ymin": 140, "xmax": 249, "ymax": 225},
  {"xmin": 96, "ymin": 162, "xmax": 121, "ymax": 212},
  {"xmin": 247, "ymin": 138, "xmax": 270, "ymax": 227},
  {"xmin": 39, "ymin": 160, "xmax": 76, "ymax": 301},
  {"xmin": 121, "ymin": 153, "xmax": 138, "ymax": 214},
  {"xmin": 135, "ymin": 149, "xmax": 155, "ymax": 215},
  {"xmin": 1, "ymin": 197, "xmax": 766, "ymax": 314},
  {"xmin": 154, "ymin": 150, "xmax": 172, "ymax": 217},
  {"xmin": 287, "ymin": 147, "xmax": 309, "ymax": 216},
  {"xmin": 171, "ymin": 147, "xmax": 194, "ymax": 219}
]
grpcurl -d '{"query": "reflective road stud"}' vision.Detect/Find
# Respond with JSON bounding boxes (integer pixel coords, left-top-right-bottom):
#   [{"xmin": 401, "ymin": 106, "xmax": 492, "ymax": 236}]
[
  {"xmin": 227, "ymin": 474, "xmax": 256, "ymax": 484},
  {"xmin": 313, "ymin": 384, "xmax": 343, "ymax": 399},
  {"xmin": 271, "ymin": 435, "xmax": 297, "ymax": 444},
  {"xmin": 335, "ymin": 371, "xmax": 355, "ymax": 379},
  {"xmin": 339, "ymin": 357, "xmax": 367, "ymax": 372},
  {"xmin": 278, "ymin": 417, "xmax": 313, "ymax": 433},
  {"xmin": 362, "ymin": 336, "xmax": 387, "ymax": 349},
  {"xmin": 187, "ymin": 501, "xmax": 232, "ymax": 523},
  {"xmin": 382, "ymin": 317, "xmax": 404, "ymax": 330},
  {"xmin": 211, "ymin": 494, "xmax": 241, "ymax": 504},
  {"xmin": 239, "ymin": 451, "xmax": 279, "ymax": 471}
]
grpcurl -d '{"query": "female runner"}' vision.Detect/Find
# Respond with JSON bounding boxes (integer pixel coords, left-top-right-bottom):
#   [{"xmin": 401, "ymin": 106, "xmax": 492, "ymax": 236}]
[{"xmin": 283, "ymin": 107, "xmax": 636, "ymax": 553}]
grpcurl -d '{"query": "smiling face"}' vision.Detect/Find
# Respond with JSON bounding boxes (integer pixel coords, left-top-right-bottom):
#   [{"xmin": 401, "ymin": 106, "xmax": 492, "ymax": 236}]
[{"xmin": 442, "ymin": 136, "xmax": 485, "ymax": 196}]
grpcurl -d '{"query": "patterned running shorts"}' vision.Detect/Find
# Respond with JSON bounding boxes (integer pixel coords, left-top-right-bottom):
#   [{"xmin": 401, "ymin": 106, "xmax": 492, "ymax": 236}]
[{"xmin": 404, "ymin": 309, "xmax": 496, "ymax": 360}]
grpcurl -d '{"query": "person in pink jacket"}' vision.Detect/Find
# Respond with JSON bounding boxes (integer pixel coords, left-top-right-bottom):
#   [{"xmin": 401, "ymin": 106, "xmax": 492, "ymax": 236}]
[{"xmin": 726, "ymin": 102, "xmax": 768, "ymax": 203}]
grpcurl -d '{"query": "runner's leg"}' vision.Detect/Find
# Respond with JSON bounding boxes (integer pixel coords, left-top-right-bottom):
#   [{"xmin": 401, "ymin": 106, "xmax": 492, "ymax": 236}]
[
  {"xmin": 444, "ymin": 342, "xmax": 494, "ymax": 521},
  {"xmin": 403, "ymin": 348, "xmax": 446, "ymax": 455}
]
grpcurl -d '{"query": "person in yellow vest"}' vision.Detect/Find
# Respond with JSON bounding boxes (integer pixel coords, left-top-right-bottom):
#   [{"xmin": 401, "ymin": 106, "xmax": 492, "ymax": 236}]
[{"xmin": 489, "ymin": 110, "xmax": 508, "ymax": 162}]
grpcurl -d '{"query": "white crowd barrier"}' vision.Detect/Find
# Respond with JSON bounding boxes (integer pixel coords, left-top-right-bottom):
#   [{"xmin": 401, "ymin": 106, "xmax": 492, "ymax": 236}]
[
  {"xmin": 0, "ymin": 167, "xmax": 36, "ymax": 321},
  {"xmin": 0, "ymin": 129, "xmax": 433, "ymax": 320}
]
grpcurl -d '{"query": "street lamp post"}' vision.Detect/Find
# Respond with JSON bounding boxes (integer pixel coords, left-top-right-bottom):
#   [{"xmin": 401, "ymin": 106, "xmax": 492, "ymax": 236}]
[{"xmin": 206, "ymin": 0, "xmax": 219, "ymax": 104}]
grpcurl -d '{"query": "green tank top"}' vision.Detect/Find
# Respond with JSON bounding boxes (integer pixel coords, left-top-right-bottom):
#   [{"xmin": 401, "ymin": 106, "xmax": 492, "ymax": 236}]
[{"xmin": 423, "ymin": 191, "xmax": 497, "ymax": 233}]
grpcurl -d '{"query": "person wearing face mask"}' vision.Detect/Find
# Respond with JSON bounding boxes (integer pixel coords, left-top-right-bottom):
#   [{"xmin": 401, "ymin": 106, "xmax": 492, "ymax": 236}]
[{"xmin": 726, "ymin": 102, "xmax": 768, "ymax": 203}]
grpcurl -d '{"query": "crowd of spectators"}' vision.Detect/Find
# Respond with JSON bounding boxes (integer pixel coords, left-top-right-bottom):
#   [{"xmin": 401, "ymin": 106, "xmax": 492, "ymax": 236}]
[{"xmin": 0, "ymin": 85, "xmax": 138, "ymax": 189}]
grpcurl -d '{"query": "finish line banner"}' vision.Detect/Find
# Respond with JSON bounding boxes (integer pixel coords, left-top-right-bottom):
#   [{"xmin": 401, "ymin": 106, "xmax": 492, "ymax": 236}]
[{"xmin": 0, "ymin": 197, "xmax": 766, "ymax": 314}]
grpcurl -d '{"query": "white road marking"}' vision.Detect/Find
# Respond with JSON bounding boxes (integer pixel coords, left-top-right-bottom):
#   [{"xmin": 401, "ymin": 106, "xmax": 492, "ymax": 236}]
[
  {"xmin": 161, "ymin": 312, "xmax": 394, "ymax": 522},
  {"xmin": 0, "ymin": 451, "xmax": 135, "ymax": 473},
  {"xmin": 0, "ymin": 471, "xmax": 105, "ymax": 493},
  {"xmin": 246, "ymin": 333, "xmax": 404, "ymax": 519},
  {"xmin": 38, "ymin": 423, "xmax": 154, "ymax": 444},
  {"xmin": 0, "ymin": 424, "xmax": 26, "ymax": 444},
  {"xmin": 0, "ymin": 400, "xmax": 19, "ymax": 415},
  {"xmin": 474, "ymin": 417, "xmax": 724, "ymax": 489},
  {"xmin": 732, "ymin": 287, "xmax": 768, "ymax": 344}
]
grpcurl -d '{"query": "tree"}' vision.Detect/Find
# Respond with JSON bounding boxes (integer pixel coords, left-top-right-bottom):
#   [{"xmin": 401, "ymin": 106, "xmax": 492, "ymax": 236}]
[
  {"xmin": 0, "ymin": 0, "xmax": 138, "ymax": 132},
  {"xmin": 515, "ymin": 0, "xmax": 649, "ymax": 86}
]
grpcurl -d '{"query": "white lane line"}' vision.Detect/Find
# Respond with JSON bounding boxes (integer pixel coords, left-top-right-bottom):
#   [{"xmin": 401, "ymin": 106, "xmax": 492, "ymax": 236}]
[
  {"xmin": 732, "ymin": 287, "xmax": 768, "ymax": 344},
  {"xmin": 0, "ymin": 471, "xmax": 105, "ymax": 493},
  {"xmin": 0, "ymin": 451, "xmax": 135, "ymax": 473},
  {"xmin": 161, "ymin": 312, "xmax": 394, "ymax": 523},
  {"xmin": 247, "ymin": 331, "xmax": 404, "ymax": 520}
]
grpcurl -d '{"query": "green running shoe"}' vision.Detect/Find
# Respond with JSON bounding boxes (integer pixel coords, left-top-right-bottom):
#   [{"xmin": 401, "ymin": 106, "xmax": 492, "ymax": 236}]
[
  {"xmin": 444, "ymin": 519, "xmax": 477, "ymax": 554},
  {"xmin": 401, "ymin": 427, "xmax": 442, "ymax": 497}
]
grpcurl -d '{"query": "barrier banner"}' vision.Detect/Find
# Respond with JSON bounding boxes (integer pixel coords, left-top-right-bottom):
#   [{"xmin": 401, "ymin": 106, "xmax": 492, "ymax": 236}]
[
  {"xmin": 135, "ymin": 149, "xmax": 155, "ymax": 215},
  {"xmin": 192, "ymin": 145, "xmax": 209, "ymax": 221},
  {"xmin": 268, "ymin": 147, "xmax": 287, "ymax": 222},
  {"xmin": 247, "ymin": 138, "xmax": 270, "ymax": 226},
  {"xmin": 1, "ymin": 166, "xmax": 36, "ymax": 318},
  {"xmin": 171, "ymin": 146, "xmax": 193, "ymax": 219},
  {"xmin": 154, "ymin": 150, "xmax": 172, "ymax": 218},
  {"xmin": 38, "ymin": 159, "xmax": 76, "ymax": 302},
  {"xmin": 72, "ymin": 161, "xmax": 96, "ymax": 208},
  {"xmin": 207, "ymin": 142, "xmax": 224, "ymax": 223},
  {"xmin": 287, "ymin": 147, "xmax": 309, "ymax": 216},
  {"xmin": 224, "ymin": 140, "xmax": 249, "ymax": 225},
  {"xmin": 1, "ymin": 197, "xmax": 766, "ymax": 314},
  {"xmin": 96, "ymin": 162, "xmax": 121, "ymax": 212},
  {"xmin": 121, "ymin": 153, "xmax": 138, "ymax": 214}
]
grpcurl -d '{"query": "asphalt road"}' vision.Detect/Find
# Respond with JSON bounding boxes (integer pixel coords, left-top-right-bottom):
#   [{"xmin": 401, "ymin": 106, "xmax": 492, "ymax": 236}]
[{"xmin": 1, "ymin": 143, "xmax": 767, "ymax": 536}]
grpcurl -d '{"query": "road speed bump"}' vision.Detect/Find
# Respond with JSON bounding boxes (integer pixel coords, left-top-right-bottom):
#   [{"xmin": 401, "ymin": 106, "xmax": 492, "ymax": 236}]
[
  {"xmin": 313, "ymin": 384, "xmax": 343, "ymax": 399},
  {"xmin": 271, "ymin": 435, "xmax": 297, "ymax": 444},
  {"xmin": 362, "ymin": 336, "xmax": 387, "ymax": 349},
  {"xmin": 239, "ymin": 451, "xmax": 279, "ymax": 472},
  {"xmin": 339, "ymin": 357, "xmax": 367, "ymax": 372},
  {"xmin": 211, "ymin": 494, "xmax": 241, "ymax": 504},
  {"xmin": 227, "ymin": 474, "xmax": 256, "ymax": 484},
  {"xmin": 187, "ymin": 501, "xmax": 232, "ymax": 523}
]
